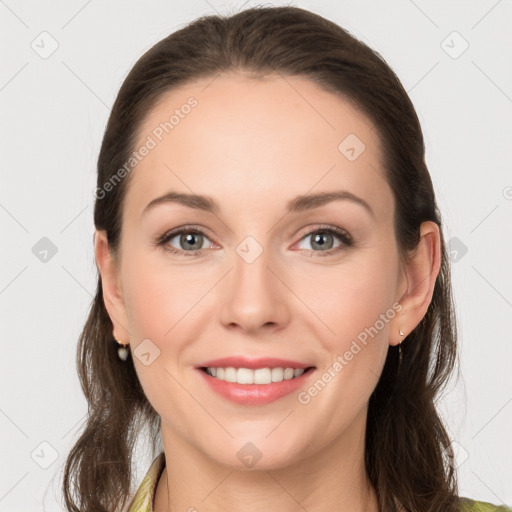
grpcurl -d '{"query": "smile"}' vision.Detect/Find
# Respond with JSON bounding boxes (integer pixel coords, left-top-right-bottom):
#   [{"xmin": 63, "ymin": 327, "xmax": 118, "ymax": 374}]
[
  {"xmin": 196, "ymin": 365, "xmax": 316, "ymax": 405},
  {"xmin": 202, "ymin": 366, "xmax": 311, "ymax": 384}
]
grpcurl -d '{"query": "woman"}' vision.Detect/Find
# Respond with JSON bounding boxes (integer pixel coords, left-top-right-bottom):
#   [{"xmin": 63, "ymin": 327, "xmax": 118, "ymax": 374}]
[{"xmin": 62, "ymin": 5, "xmax": 511, "ymax": 512}]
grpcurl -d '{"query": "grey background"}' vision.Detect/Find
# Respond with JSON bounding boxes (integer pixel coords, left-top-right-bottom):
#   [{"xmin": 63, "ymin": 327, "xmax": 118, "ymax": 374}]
[{"xmin": 1, "ymin": 0, "xmax": 511, "ymax": 510}]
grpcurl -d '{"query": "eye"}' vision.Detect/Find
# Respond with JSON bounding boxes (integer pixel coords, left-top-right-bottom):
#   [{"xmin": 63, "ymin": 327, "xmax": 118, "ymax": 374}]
[
  {"xmin": 156, "ymin": 227, "xmax": 214, "ymax": 256},
  {"xmin": 155, "ymin": 224, "xmax": 353, "ymax": 257},
  {"xmin": 295, "ymin": 226, "xmax": 353, "ymax": 256}
]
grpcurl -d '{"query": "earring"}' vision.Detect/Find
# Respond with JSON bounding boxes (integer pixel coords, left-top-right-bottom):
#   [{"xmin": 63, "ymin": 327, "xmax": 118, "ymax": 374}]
[
  {"xmin": 114, "ymin": 337, "xmax": 130, "ymax": 361},
  {"xmin": 398, "ymin": 329, "xmax": 404, "ymax": 366}
]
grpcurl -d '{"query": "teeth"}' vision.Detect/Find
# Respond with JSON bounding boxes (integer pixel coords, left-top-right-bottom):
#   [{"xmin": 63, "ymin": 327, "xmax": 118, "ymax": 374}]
[
  {"xmin": 225, "ymin": 367, "xmax": 237, "ymax": 383},
  {"xmin": 205, "ymin": 366, "xmax": 306, "ymax": 384}
]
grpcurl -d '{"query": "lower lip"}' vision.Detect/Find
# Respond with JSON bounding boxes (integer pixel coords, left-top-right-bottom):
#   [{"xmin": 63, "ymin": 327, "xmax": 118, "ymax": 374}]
[{"xmin": 196, "ymin": 368, "xmax": 316, "ymax": 405}]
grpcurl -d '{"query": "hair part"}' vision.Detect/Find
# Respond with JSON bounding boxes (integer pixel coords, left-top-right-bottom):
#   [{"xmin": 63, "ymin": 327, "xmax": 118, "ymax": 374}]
[{"xmin": 62, "ymin": 6, "xmax": 460, "ymax": 511}]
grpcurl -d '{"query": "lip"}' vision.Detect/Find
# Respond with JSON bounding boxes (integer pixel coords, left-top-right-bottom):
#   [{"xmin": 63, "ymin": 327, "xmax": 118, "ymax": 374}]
[
  {"xmin": 196, "ymin": 356, "xmax": 312, "ymax": 370},
  {"xmin": 195, "ymin": 357, "xmax": 316, "ymax": 406}
]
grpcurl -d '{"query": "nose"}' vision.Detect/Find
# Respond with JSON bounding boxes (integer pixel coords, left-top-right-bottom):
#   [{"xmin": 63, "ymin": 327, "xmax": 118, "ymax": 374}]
[{"xmin": 220, "ymin": 243, "xmax": 290, "ymax": 334}]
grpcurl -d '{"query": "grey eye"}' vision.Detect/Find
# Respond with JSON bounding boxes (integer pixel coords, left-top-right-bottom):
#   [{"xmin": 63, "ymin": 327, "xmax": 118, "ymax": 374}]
[
  {"xmin": 168, "ymin": 231, "xmax": 210, "ymax": 251},
  {"xmin": 298, "ymin": 231, "xmax": 342, "ymax": 251}
]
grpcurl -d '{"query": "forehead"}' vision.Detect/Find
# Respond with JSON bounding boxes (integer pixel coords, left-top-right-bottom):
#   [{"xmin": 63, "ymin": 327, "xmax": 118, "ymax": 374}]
[{"xmin": 126, "ymin": 72, "xmax": 391, "ymax": 220}]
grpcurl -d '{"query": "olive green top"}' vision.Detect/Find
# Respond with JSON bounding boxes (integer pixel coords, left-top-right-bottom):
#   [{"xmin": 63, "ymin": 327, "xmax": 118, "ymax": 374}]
[{"xmin": 126, "ymin": 451, "xmax": 511, "ymax": 512}]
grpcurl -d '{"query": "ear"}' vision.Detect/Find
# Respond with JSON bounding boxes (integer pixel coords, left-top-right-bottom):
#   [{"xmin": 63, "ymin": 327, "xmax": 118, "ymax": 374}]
[
  {"xmin": 94, "ymin": 230, "xmax": 130, "ymax": 344},
  {"xmin": 390, "ymin": 221, "xmax": 442, "ymax": 346}
]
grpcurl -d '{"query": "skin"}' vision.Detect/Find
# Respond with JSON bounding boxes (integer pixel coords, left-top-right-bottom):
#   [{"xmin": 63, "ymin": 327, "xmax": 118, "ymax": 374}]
[{"xmin": 95, "ymin": 72, "xmax": 441, "ymax": 512}]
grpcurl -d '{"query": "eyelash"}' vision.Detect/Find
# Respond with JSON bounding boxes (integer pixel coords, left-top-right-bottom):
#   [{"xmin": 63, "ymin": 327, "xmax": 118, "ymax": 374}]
[{"xmin": 155, "ymin": 224, "xmax": 354, "ymax": 258}]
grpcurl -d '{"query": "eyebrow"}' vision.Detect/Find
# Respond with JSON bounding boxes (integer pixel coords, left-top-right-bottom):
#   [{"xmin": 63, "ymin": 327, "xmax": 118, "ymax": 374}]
[{"xmin": 142, "ymin": 190, "xmax": 375, "ymax": 219}]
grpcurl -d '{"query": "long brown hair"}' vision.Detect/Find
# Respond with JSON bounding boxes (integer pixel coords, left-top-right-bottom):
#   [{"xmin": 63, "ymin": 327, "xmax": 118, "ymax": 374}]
[{"xmin": 62, "ymin": 6, "xmax": 460, "ymax": 511}]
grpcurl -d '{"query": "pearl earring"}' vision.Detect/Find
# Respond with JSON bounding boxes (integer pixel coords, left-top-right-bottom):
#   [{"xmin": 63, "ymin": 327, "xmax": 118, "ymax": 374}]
[{"xmin": 114, "ymin": 337, "xmax": 130, "ymax": 361}]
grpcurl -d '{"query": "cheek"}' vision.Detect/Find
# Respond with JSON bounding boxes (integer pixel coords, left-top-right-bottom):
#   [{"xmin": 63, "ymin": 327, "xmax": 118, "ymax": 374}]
[
  {"xmin": 120, "ymin": 258, "xmax": 203, "ymax": 424},
  {"xmin": 123, "ymin": 269, "xmax": 170, "ymax": 341},
  {"xmin": 122, "ymin": 253, "xmax": 207, "ymax": 343},
  {"xmin": 297, "ymin": 253, "xmax": 398, "ymax": 346},
  {"xmin": 293, "ymin": 258, "xmax": 396, "ymax": 434}
]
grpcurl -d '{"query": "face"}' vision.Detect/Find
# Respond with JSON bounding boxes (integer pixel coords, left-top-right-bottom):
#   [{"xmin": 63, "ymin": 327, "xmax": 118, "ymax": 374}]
[{"xmin": 98, "ymin": 72, "xmax": 411, "ymax": 470}]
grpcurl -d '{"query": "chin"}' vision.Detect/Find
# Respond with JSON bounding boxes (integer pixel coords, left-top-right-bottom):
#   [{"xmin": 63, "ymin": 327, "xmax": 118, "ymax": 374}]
[{"xmin": 205, "ymin": 436, "xmax": 306, "ymax": 472}]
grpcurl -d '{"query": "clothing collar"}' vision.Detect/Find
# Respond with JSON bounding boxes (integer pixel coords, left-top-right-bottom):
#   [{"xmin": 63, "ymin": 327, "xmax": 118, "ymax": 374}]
[{"xmin": 126, "ymin": 451, "xmax": 166, "ymax": 512}]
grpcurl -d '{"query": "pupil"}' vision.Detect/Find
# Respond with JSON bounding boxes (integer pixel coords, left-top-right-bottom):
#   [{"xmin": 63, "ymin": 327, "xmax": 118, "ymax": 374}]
[
  {"xmin": 182, "ymin": 233, "xmax": 202, "ymax": 250},
  {"xmin": 312, "ymin": 232, "xmax": 333, "ymax": 250}
]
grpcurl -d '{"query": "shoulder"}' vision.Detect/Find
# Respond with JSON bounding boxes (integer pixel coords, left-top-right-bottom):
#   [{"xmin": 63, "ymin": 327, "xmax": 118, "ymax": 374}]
[{"xmin": 459, "ymin": 496, "xmax": 512, "ymax": 511}]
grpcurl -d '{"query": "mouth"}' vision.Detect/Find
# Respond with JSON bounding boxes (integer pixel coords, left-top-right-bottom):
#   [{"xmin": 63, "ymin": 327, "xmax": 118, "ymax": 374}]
[
  {"xmin": 195, "ymin": 357, "xmax": 317, "ymax": 405},
  {"xmin": 199, "ymin": 366, "xmax": 316, "ymax": 384}
]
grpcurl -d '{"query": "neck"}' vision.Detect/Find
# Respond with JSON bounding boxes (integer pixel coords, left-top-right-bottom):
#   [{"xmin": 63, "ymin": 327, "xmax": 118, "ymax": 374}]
[{"xmin": 153, "ymin": 412, "xmax": 378, "ymax": 512}]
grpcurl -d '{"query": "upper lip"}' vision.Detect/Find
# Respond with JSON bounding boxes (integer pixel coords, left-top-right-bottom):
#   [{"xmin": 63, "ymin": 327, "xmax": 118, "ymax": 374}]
[{"xmin": 196, "ymin": 356, "xmax": 314, "ymax": 370}]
